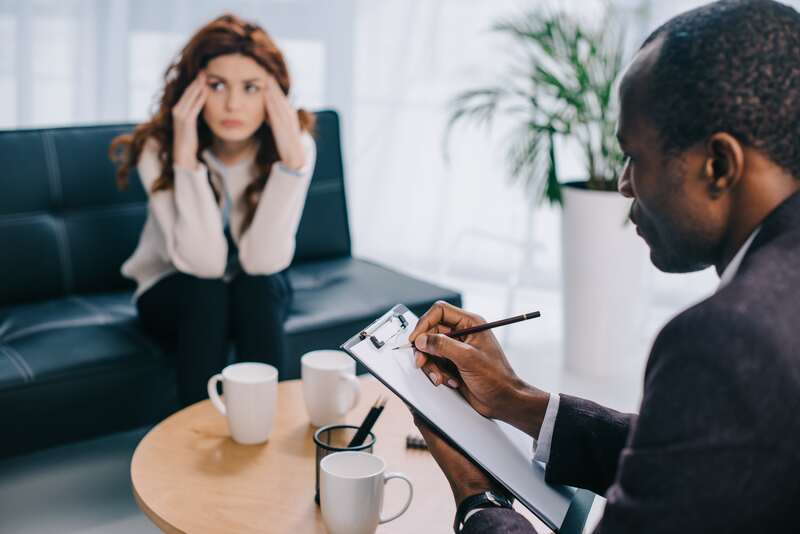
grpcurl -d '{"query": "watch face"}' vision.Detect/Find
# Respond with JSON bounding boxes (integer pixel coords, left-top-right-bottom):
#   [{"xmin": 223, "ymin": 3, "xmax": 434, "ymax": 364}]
[{"xmin": 489, "ymin": 491, "xmax": 512, "ymax": 504}]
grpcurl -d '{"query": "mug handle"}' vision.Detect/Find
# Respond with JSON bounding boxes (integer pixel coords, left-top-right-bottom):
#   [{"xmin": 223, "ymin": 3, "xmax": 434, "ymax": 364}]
[
  {"xmin": 338, "ymin": 373, "xmax": 361, "ymax": 414},
  {"xmin": 207, "ymin": 374, "xmax": 226, "ymax": 416},
  {"xmin": 379, "ymin": 472, "xmax": 413, "ymax": 524}
]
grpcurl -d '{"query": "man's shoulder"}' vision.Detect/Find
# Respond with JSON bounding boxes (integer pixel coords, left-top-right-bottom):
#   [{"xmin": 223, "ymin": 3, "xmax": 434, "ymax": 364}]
[
  {"xmin": 648, "ymin": 257, "xmax": 800, "ymax": 383},
  {"xmin": 662, "ymin": 226, "xmax": 800, "ymax": 346}
]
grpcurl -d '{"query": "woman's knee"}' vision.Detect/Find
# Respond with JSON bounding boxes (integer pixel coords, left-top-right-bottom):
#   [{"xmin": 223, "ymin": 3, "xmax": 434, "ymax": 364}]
[
  {"xmin": 236, "ymin": 271, "xmax": 292, "ymax": 303},
  {"xmin": 173, "ymin": 272, "xmax": 226, "ymax": 297},
  {"xmin": 170, "ymin": 273, "xmax": 228, "ymax": 319}
]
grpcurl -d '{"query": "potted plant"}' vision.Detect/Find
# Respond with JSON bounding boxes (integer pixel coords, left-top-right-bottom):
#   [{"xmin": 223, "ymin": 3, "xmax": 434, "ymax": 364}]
[{"xmin": 446, "ymin": 8, "xmax": 649, "ymax": 377}]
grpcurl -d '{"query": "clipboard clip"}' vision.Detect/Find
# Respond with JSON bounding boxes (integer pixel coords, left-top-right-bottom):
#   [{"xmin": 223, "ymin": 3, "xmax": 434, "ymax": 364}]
[{"xmin": 359, "ymin": 312, "xmax": 408, "ymax": 350}]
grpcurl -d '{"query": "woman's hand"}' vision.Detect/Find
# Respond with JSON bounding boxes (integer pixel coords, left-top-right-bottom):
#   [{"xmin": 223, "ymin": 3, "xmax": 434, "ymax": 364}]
[
  {"xmin": 263, "ymin": 76, "xmax": 305, "ymax": 171},
  {"xmin": 172, "ymin": 71, "xmax": 208, "ymax": 171}
]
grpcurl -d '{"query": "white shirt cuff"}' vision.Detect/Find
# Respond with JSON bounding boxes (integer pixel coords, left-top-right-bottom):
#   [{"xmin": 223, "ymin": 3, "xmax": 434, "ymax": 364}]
[{"xmin": 532, "ymin": 393, "xmax": 559, "ymax": 464}]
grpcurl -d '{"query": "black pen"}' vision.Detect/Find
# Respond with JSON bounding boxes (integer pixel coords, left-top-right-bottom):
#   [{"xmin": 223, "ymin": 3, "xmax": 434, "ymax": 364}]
[
  {"xmin": 347, "ymin": 396, "xmax": 387, "ymax": 447},
  {"xmin": 393, "ymin": 311, "xmax": 541, "ymax": 351}
]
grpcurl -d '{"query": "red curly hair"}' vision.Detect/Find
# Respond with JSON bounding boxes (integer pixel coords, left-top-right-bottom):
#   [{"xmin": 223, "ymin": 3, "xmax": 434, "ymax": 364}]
[{"xmin": 110, "ymin": 13, "xmax": 315, "ymax": 233}]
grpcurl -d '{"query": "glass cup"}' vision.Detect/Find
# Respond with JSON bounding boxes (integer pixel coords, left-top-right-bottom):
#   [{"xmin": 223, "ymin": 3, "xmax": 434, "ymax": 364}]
[{"xmin": 313, "ymin": 424, "xmax": 376, "ymax": 505}]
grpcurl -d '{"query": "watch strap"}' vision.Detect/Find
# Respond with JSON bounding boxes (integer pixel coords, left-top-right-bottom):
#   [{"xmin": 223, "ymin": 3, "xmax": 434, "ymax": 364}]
[{"xmin": 453, "ymin": 491, "xmax": 514, "ymax": 533}]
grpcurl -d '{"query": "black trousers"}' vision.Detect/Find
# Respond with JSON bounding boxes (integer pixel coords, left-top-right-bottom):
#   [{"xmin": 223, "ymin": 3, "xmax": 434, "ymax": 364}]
[{"xmin": 136, "ymin": 270, "xmax": 292, "ymax": 407}]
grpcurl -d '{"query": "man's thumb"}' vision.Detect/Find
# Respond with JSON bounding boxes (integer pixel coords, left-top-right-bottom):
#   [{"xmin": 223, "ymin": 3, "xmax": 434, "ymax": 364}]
[{"xmin": 415, "ymin": 333, "xmax": 469, "ymax": 363}]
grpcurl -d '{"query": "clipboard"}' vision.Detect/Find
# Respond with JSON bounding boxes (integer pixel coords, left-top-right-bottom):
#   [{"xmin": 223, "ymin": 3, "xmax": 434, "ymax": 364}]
[{"xmin": 341, "ymin": 304, "xmax": 595, "ymax": 533}]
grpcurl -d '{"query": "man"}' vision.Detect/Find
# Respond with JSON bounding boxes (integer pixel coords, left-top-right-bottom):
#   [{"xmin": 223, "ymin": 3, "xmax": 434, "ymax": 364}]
[{"xmin": 409, "ymin": 1, "xmax": 800, "ymax": 532}]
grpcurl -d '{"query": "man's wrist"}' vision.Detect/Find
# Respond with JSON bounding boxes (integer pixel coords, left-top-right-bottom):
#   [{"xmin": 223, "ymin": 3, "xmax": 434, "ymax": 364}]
[
  {"xmin": 496, "ymin": 379, "xmax": 549, "ymax": 439},
  {"xmin": 454, "ymin": 490, "xmax": 514, "ymax": 533},
  {"xmin": 453, "ymin": 480, "xmax": 501, "ymax": 507}
]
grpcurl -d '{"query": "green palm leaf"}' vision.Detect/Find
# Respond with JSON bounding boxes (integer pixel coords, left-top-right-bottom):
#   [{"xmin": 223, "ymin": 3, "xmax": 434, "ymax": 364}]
[{"xmin": 446, "ymin": 5, "xmax": 626, "ymax": 205}]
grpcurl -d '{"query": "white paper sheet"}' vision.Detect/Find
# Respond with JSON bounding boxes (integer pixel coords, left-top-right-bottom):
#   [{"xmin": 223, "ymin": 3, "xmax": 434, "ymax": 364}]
[{"xmin": 343, "ymin": 306, "xmax": 574, "ymax": 531}]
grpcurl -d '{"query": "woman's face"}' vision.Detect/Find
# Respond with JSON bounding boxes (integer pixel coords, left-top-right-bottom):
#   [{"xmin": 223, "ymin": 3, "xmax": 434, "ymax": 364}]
[{"xmin": 202, "ymin": 53, "xmax": 270, "ymax": 143}]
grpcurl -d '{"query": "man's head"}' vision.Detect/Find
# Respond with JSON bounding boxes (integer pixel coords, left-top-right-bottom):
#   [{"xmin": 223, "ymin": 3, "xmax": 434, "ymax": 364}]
[{"xmin": 617, "ymin": 0, "xmax": 800, "ymax": 273}]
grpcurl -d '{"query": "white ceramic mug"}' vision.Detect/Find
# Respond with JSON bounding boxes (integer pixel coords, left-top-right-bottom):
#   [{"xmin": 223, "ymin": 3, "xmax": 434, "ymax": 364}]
[
  {"xmin": 207, "ymin": 362, "xmax": 278, "ymax": 445},
  {"xmin": 320, "ymin": 451, "xmax": 413, "ymax": 534},
  {"xmin": 301, "ymin": 350, "xmax": 361, "ymax": 427}
]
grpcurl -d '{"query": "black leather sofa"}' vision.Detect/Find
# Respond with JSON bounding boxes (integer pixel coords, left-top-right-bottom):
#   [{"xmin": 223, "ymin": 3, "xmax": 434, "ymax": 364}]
[{"xmin": 0, "ymin": 110, "xmax": 460, "ymax": 458}]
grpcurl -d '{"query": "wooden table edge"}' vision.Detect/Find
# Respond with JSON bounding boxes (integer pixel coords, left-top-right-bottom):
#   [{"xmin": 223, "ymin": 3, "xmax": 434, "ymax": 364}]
[{"xmin": 132, "ymin": 476, "xmax": 184, "ymax": 534}]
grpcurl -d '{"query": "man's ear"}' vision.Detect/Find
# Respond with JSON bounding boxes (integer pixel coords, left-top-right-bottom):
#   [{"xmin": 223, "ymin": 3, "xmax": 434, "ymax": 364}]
[{"xmin": 704, "ymin": 132, "xmax": 744, "ymax": 197}]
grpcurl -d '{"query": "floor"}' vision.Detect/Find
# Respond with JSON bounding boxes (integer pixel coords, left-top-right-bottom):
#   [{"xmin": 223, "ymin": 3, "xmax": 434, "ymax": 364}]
[
  {"xmin": 0, "ymin": 427, "xmax": 159, "ymax": 534},
  {"xmin": 0, "ymin": 277, "xmax": 695, "ymax": 533}
]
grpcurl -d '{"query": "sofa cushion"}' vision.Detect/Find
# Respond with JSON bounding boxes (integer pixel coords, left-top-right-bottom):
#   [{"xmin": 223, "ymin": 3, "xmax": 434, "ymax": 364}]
[
  {"xmin": 0, "ymin": 294, "xmax": 161, "ymax": 388},
  {"xmin": 0, "ymin": 293, "xmax": 175, "ymax": 458},
  {"xmin": 0, "ymin": 257, "xmax": 459, "ymax": 457}
]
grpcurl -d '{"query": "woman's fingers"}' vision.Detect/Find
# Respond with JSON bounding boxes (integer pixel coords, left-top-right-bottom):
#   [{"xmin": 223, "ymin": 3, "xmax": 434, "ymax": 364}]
[
  {"xmin": 264, "ymin": 76, "xmax": 298, "ymax": 128},
  {"xmin": 174, "ymin": 72, "xmax": 206, "ymax": 117},
  {"xmin": 171, "ymin": 72, "xmax": 206, "ymax": 171},
  {"xmin": 264, "ymin": 75, "xmax": 304, "ymax": 169},
  {"xmin": 263, "ymin": 77, "xmax": 279, "ymax": 113},
  {"xmin": 174, "ymin": 81, "xmax": 198, "ymax": 113},
  {"xmin": 187, "ymin": 84, "xmax": 208, "ymax": 117}
]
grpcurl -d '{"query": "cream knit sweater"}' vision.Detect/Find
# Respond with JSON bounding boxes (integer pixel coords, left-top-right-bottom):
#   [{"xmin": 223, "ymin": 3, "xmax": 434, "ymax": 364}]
[{"xmin": 121, "ymin": 132, "xmax": 316, "ymax": 299}]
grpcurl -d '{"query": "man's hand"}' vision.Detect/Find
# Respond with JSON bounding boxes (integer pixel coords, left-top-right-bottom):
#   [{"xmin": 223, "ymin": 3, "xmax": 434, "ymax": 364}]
[
  {"xmin": 409, "ymin": 301, "xmax": 550, "ymax": 438},
  {"xmin": 412, "ymin": 413, "xmax": 504, "ymax": 506}
]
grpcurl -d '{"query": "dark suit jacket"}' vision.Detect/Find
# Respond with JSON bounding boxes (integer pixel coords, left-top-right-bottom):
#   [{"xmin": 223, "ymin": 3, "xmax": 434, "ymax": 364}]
[{"xmin": 465, "ymin": 190, "xmax": 800, "ymax": 533}]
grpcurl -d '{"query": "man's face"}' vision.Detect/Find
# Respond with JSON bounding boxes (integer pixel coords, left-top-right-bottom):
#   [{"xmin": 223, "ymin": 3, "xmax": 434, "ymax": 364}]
[{"xmin": 617, "ymin": 41, "xmax": 726, "ymax": 273}]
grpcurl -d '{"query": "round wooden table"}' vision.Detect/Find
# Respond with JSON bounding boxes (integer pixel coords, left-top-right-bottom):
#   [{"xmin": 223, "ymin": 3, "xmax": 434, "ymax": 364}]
[{"xmin": 131, "ymin": 376, "xmax": 548, "ymax": 533}]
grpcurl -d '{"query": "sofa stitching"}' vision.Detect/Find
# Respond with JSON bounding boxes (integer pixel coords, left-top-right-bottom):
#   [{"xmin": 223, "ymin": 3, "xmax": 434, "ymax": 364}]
[
  {"xmin": 0, "ymin": 204, "xmax": 145, "ymax": 225},
  {"xmin": 0, "ymin": 346, "xmax": 28, "ymax": 382},
  {"xmin": 63, "ymin": 204, "xmax": 145, "ymax": 220},
  {"xmin": 70, "ymin": 296, "xmax": 111, "ymax": 321},
  {"xmin": 50, "ymin": 217, "xmax": 75, "ymax": 295},
  {"xmin": 3, "ymin": 317, "xmax": 111, "ymax": 343},
  {"xmin": 0, "ymin": 317, "xmax": 11, "ymax": 340},
  {"xmin": 43, "ymin": 132, "xmax": 75, "ymax": 295},
  {"xmin": 71, "ymin": 296, "xmax": 163, "ymax": 355},
  {"xmin": 0, "ymin": 345, "xmax": 33, "ymax": 382},
  {"xmin": 0, "ymin": 211, "xmax": 54, "ymax": 224},
  {"xmin": 0, "ymin": 357, "xmax": 169, "ymax": 394},
  {"xmin": 42, "ymin": 132, "xmax": 63, "ymax": 207}
]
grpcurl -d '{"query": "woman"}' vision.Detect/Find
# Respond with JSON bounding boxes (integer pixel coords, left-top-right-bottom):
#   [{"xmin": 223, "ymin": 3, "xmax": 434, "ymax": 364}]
[{"xmin": 110, "ymin": 14, "xmax": 316, "ymax": 406}]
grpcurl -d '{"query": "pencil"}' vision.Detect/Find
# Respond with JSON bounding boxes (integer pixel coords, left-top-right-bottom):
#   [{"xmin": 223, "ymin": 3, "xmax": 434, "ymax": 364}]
[
  {"xmin": 347, "ymin": 396, "xmax": 387, "ymax": 447},
  {"xmin": 391, "ymin": 311, "xmax": 541, "ymax": 351}
]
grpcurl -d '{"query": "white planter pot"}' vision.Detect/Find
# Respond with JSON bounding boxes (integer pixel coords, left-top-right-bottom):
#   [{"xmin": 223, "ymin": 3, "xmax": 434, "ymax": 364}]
[{"xmin": 561, "ymin": 182, "xmax": 649, "ymax": 377}]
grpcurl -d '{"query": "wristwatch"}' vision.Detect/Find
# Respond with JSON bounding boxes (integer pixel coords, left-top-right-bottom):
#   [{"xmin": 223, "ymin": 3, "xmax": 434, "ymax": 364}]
[{"xmin": 453, "ymin": 490, "xmax": 514, "ymax": 533}]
